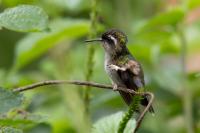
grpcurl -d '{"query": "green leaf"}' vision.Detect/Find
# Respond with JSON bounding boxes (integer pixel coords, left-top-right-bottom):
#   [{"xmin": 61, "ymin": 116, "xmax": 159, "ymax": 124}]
[
  {"xmin": 136, "ymin": 30, "xmax": 173, "ymax": 43},
  {"xmin": 13, "ymin": 19, "xmax": 90, "ymax": 70},
  {"xmin": 140, "ymin": 9, "xmax": 185, "ymax": 31},
  {"xmin": 25, "ymin": 123, "xmax": 52, "ymax": 133},
  {"xmin": 92, "ymin": 112, "xmax": 136, "ymax": 133},
  {"xmin": 0, "ymin": 113, "xmax": 46, "ymax": 128},
  {"xmin": 0, "ymin": 87, "xmax": 23, "ymax": 114},
  {"xmin": 0, "ymin": 5, "xmax": 49, "ymax": 32},
  {"xmin": 0, "ymin": 118, "xmax": 35, "ymax": 127},
  {"xmin": 0, "ymin": 127, "xmax": 22, "ymax": 133}
]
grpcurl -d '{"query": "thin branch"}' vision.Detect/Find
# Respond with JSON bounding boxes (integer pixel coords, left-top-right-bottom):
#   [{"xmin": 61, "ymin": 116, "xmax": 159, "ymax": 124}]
[
  {"xmin": 133, "ymin": 92, "xmax": 154, "ymax": 133},
  {"xmin": 13, "ymin": 80, "xmax": 112, "ymax": 92},
  {"xmin": 12, "ymin": 80, "xmax": 154, "ymax": 133},
  {"xmin": 13, "ymin": 80, "xmax": 143, "ymax": 95}
]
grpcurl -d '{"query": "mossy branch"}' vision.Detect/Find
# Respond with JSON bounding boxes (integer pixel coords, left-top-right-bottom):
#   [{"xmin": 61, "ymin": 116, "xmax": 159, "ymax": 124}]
[
  {"xmin": 13, "ymin": 80, "xmax": 154, "ymax": 133},
  {"xmin": 117, "ymin": 95, "xmax": 141, "ymax": 133},
  {"xmin": 84, "ymin": 0, "xmax": 98, "ymax": 113}
]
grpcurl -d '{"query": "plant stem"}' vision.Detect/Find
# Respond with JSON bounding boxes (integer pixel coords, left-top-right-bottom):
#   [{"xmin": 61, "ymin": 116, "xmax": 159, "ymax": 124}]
[
  {"xmin": 178, "ymin": 27, "xmax": 194, "ymax": 133},
  {"xmin": 134, "ymin": 92, "xmax": 154, "ymax": 133},
  {"xmin": 84, "ymin": 0, "xmax": 98, "ymax": 114},
  {"xmin": 118, "ymin": 95, "xmax": 141, "ymax": 133}
]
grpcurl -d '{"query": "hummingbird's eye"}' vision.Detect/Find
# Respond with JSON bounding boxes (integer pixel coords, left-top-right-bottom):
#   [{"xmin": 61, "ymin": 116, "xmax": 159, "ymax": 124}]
[
  {"xmin": 108, "ymin": 35, "xmax": 117, "ymax": 45},
  {"xmin": 102, "ymin": 35, "xmax": 114, "ymax": 45},
  {"xmin": 102, "ymin": 34, "xmax": 117, "ymax": 46}
]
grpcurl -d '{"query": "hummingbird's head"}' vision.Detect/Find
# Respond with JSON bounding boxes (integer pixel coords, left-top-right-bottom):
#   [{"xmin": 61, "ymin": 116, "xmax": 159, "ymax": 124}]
[
  {"xmin": 101, "ymin": 29, "xmax": 128, "ymax": 45},
  {"xmin": 85, "ymin": 29, "xmax": 128, "ymax": 55}
]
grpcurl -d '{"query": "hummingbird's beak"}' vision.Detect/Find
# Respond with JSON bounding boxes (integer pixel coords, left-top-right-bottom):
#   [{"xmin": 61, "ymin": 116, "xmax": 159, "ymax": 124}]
[{"xmin": 85, "ymin": 38, "xmax": 102, "ymax": 43}]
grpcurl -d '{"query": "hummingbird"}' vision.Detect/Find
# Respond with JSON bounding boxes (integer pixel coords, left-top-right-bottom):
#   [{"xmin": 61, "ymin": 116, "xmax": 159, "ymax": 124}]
[{"xmin": 85, "ymin": 29, "xmax": 154, "ymax": 113}]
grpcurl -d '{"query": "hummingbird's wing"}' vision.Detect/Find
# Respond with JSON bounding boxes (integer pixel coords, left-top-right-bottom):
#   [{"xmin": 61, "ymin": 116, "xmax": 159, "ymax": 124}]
[
  {"xmin": 117, "ymin": 59, "xmax": 144, "ymax": 91},
  {"xmin": 117, "ymin": 59, "xmax": 154, "ymax": 113}
]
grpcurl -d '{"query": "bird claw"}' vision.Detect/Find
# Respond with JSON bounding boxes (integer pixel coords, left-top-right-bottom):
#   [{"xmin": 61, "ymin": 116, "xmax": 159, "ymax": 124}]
[{"xmin": 113, "ymin": 84, "xmax": 118, "ymax": 91}]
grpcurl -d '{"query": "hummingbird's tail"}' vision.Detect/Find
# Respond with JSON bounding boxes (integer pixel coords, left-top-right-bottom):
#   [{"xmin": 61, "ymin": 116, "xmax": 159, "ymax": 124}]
[
  {"xmin": 119, "ymin": 91, "xmax": 154, "ymax": 114},
  {"xmin": 148, "ymin": 105, "xmax": 155, "ymax": 114},
  {"xmin": 119, "ymin": 91, "xmax": 133, "ymax": 106},
  {"xmin": 141, "ymin": 95, "xmax": 155, "ymax": 114}
]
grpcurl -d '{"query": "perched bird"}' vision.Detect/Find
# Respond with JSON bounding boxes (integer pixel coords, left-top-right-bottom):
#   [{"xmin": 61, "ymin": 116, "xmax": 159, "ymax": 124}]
[{"xmin": 85, "ymin": 29, "xmax": 154, "ymax": 113}]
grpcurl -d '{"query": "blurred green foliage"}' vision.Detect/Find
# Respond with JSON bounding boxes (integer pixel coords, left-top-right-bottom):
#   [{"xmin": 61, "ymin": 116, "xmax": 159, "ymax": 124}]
[
  {"xmin": 0, "ymin": 0, "xmax": 200, "ymax": 133},
  {"xmin": 92, "ymin": 112, "xmax": 136, "ymax": 133},
  {"xmin": 0, "ymin": 5, "xmax": 49, "ymax": 32}
]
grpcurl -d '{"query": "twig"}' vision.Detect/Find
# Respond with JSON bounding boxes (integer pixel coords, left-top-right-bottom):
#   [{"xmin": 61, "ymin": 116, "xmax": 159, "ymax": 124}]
[
  {"xmin": 133, "ymin": 92, "xmax": 154, "ymax": 133},
  {"xmin": 13, "ymin": 80, "xmax": 112, "ymax": 92},
  {"xmin": 12, "ymin": 80, "xmax": 154, "ymax": 132}
]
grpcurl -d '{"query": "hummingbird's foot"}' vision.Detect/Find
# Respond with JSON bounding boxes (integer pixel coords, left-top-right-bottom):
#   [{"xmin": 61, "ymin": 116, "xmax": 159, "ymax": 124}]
[
  {"xmin": 108, "ymin": 64, "xmax": 126, "ymax": 71},
  {"xmin": 113, "ymin": 84, "xmax": 118, "ymax": 91}
]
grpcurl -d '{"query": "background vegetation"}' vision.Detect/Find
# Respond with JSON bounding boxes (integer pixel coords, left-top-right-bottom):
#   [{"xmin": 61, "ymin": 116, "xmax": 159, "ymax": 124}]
[{"xmin": 0, "ymin": 0, "xmax": 200, "ymax": 133}]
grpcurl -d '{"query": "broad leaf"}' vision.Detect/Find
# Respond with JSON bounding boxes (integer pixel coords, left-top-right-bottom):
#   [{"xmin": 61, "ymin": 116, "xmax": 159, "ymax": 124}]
[
  {"xmin": 13, "ymin": 19, "xmax": 90, "ymax": 70},
  {"xmin": 0, "ymin": 127, "xmax": 22, "ymax": 133},
  {"xmin": 140, "ymin": 9, "xmax": 185, "ymax": 32},
  {"xmin": 0, "ymin": 87, "xmax": 23, "ymax": 114},
  {"xmin": 0, "ymin": 112, "xmax": 46, "ymax": 128},
  {"xmin": 25, "ymin": 123, "xmax": 52, "ymax": 133},
  {"xmin": 92, "ymin": 112, "xmax": 136, "ymax": 133},
  {"xmin": 0, "ymin": 5, "xmax": 49, "ymax": 32},
  {"xmin": 0, "ymin": 118, "xmax": 35, "ymax": 127}
]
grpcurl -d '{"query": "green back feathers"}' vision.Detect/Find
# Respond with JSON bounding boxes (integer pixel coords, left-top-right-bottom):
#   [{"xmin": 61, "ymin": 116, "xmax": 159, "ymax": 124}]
[
  {"xmin": 115, "ymin": 31, "xmax": 127, "ymax": 44},
  {"xmin": 116, "ymin": 54, "xmax": 129, "ymax": 65}
]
